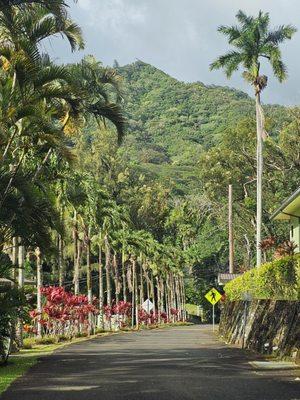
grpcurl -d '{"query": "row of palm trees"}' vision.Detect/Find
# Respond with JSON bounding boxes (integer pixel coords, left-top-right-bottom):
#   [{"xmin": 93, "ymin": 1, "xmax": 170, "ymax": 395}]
[{"xmin": 0, "ymin": 0, "xmax": 187, "ymax": 340}]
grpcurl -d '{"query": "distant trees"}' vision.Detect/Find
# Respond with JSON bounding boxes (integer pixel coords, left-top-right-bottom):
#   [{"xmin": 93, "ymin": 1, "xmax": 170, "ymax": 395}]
[{"xmin": 210, "ymin": 10, "xmax": 296, "ymax": 266}]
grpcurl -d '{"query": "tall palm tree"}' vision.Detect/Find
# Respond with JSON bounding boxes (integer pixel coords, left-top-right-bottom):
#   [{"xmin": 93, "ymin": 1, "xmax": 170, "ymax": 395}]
[{"xmin": 210, "ymin": 10, "xmax": 296, "ymax": 266}]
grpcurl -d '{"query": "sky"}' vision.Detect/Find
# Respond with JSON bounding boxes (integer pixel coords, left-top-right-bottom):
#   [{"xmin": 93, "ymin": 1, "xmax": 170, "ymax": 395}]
[{"xmin": 48, "ymin": 0, "xmax": 300, "ymax": 105}]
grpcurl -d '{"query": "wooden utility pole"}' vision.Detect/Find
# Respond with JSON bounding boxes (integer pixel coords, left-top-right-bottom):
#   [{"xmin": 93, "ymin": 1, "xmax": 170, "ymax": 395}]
[{"xmin": 228, "ymin": 184, "xmax": 234, "ymax": 274}]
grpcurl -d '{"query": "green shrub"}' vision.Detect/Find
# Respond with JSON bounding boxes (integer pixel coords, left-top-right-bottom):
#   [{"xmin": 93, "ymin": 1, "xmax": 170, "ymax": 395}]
[
  {"xmin": 22, "ymin": 338, "xmax": 36, "ymax": 349},
  {"xmin": 75, "ymin": 332, "xmax": 88, "ymax": 338},
  {"xmin": 35, "ymin": 336, "xmax": 57, "ymax": 345},
  {"xmin": 57, "ymin": 335, "xmax": 70, "ymax": 343},
  {"xmin": 225, "ymin": 255, "xmax": 300, "ymax": 301}
]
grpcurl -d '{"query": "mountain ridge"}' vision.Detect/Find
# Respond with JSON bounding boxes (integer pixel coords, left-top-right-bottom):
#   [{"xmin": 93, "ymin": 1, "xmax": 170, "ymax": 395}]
[{"xmin": 116, "ymin": 61, "xmax": 288, "ymax": 194}]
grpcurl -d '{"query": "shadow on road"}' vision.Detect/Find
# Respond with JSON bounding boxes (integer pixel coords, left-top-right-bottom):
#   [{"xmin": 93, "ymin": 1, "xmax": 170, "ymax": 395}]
[{"xmin": 1, "ymin": 326, "xmax": 299, "ymax": 400}]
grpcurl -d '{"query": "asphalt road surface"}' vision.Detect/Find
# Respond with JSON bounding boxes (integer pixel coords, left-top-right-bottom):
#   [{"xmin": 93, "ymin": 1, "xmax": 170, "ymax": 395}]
[{"xmin": 2, "ymin": 325, "xmax": 299, "ymax": 400}]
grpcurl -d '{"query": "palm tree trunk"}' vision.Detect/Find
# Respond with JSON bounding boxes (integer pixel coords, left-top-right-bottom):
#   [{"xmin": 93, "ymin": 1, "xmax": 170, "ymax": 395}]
[
  {"xmin": 98, "ymin": 244, "xmax": 104, "ymax": 329},
  {"xmin": 159, "ymin": 277, "xmax": 165, "ymax": 321},
  {"xmin": 256, "ymin": 91, "xmax": 263, "ymax": 267},
  {"xmin": 133, "ymin": 258, "xmax": 139, "ymax": 329},
  {"xmin": 73, "ymin": 211, "xmax": 79, "ymax": 294},
  {"xmin": 12, "ymin": 237, "xmax": 18, "ymax": 282},
  {"xmin": 139, "ymin": 262, "xmax": 144, "ymax": 306},
  {"xmin": 105, "ymin": 235, "xmax": 111, "ymax": 307},
  {"xmin": 170, "ymin": 273, "xmax": 176, "ymax": 322},
  {"xmin": 146, "ymin": 270, "xmax": 150, "ymax": 299},
  {"xmin": 131, "ymin": 259, "xmax": 135, "ymax": 329},
  {"xmin": 150, "ymin": 272, "xmax": 156, "ymax": 316},
  {"xmin": 86, "ymin": 227, "xmax": 92, "ymax": 335},
  {"xmin": 74, "ymin": 239, "xmax": 81, "ymax": 295},
  {"xmin": 58, "ymin": 234, "xmax": 64, "ymax": 286},
  {"xmin": 156, "ymin": 277, "xmax": 161, "ymax": 324},
  {"xmin": 180, "ymin": 276, "xmax": 186, "ymax": 321},
  {"xmin": 36, "ymin": 248, "xmax": 43, "ymax": 338},
  {"xmin": 16, "ymin": 240, "xmax": 24, "ymax": 347},
  {"xmin": 113, "ymin": 252, "xmax": 119, "ymax": 304},
  {"xmin": 175, "ymin": 276, "xmax": 182, "ymax": 321},
  {"xmin": 122, "ymin": 250, "xmax": 127, "ymax": 302},
  {"xmin": 165, "ymin": 282, "xmax": 170, "ymax": 322}
]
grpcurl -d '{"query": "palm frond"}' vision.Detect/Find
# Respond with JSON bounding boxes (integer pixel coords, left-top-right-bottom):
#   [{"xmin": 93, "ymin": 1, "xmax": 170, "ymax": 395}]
[
  {"xmin": 218, "ymin": 25, "xmax": 242, "ymax": 44},
  {"xmin": 210, "ymin": 51, "xmax": 243, "ymax": 78},
  {"xmin": 62, "ymin": 20, "xmax": 84, "ymax": 51},
  {"xmin": 236, "ymin": 9, "xmax": 254, "ymax": 27},
  {"xmin": 266, "ymin": 25, "xmax": 297, "ymax": 45},
  {"xmin": 90, "ymin": 102, "xmax": 126, "ymax": 144}
]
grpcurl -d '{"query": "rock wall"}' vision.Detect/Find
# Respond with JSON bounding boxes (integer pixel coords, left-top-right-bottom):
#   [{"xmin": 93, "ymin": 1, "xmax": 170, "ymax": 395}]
[{"xmin": 219, "ymin": 300, "xmax": 300, "ymax": 360}]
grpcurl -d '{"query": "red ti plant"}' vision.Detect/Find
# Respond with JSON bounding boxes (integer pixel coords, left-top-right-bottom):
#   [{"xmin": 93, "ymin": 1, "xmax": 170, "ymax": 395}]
[
  {"xmin": 29, "ymin": 286, "xmax": 98, "ymax": 337},
  {"xmin": 103, "ymin": 301, "xmax": 132, "ymax": 328}
]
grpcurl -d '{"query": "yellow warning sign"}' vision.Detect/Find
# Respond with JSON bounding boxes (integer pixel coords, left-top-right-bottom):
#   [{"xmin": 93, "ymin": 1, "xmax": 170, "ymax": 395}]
[{"xmin": 205, "ymin": 288, "xmax": 222, "ymax": 305}]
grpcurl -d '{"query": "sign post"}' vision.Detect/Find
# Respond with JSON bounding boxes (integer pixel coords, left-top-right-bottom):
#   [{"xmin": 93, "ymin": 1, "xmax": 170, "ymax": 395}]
[{"xmin": 205, "ymin": 288, "xmax": 222, "ymax": 332}]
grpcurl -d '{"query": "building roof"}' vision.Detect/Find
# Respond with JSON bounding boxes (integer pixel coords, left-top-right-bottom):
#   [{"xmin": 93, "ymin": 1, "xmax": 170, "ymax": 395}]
[
  {"xmin": 271, "ymin": 186, "xmax": 300, "ymax": 221},
  {"xmin": 217, "ymin": 273, "xmax": 242, "ymax": 286}
]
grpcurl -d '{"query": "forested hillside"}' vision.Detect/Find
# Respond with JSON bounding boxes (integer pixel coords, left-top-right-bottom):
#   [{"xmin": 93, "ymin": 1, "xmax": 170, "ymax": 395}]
[
  {"xmin": 118, "ymin": 61, "xmax": 287, "ymax": 194},
  {"xmin": 113, "ymin": 61, "xmax": 299, "ymax": 307}
]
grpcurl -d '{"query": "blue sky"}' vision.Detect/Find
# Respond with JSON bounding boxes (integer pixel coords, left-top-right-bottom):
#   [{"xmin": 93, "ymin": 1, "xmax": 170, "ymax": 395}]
[{"xmin": 48, "ymin": 0, "xmax": 300, "ymax": 105}]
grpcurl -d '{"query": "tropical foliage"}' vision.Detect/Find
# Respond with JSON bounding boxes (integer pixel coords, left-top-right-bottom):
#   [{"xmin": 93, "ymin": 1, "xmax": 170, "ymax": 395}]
[{"xmin": 224, "ymin": 255, "xmax": 300, "ymax": 300}]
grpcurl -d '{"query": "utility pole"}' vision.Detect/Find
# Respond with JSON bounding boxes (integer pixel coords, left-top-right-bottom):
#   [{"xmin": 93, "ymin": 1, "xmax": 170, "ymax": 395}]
[{"xmin": 228, "ymin": 184, "xmax": 234, "ymax": 273}]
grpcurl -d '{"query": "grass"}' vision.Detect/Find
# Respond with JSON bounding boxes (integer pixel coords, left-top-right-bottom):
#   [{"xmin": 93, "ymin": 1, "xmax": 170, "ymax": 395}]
[{"xmin": 0, "ymin": 356, "xmax": 37, "ymax": 394}]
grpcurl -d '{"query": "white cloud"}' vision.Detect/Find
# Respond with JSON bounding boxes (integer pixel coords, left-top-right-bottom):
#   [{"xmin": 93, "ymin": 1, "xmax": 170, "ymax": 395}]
[
  {"xmin": 77, "ymin": 0, "xmax": 146, "ymax": 34},
  {"xmin": 61, "ymin": 0, "xmax": 300, "ymax": 105}
]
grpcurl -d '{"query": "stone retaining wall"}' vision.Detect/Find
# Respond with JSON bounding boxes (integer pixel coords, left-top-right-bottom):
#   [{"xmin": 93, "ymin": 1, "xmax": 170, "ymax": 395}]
[{"xmin": 219, "ymin": 300, "xmax": 300, "ymax": 360}]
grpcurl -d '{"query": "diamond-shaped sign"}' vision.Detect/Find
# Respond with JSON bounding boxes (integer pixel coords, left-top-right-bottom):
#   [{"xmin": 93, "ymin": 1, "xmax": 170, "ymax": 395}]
[
  {"xmin": 205, "ymin": 288, "xmax": 222, "ymax": 305},
  {"xmin": 142, "ymin": 299, "xmax": 154, "ymax": 312}
]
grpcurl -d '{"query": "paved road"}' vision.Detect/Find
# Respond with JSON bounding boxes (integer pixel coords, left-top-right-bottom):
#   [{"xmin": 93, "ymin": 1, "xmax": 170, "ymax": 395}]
[{"xmin": 2, "ymin": 325, "xmax": 299, "ymax": 400}]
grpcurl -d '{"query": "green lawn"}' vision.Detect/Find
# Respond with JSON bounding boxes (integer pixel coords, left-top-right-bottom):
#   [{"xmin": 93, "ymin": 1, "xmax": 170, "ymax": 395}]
[{"xmin": 0, "ymin": 356, "xmax": 37, "ymax": 394}]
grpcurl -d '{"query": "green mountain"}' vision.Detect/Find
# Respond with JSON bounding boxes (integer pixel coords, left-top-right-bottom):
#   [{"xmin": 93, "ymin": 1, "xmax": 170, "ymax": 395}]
[{"xmin": 118, "ymin": 61, "xmax": 286, "ymax": 194}]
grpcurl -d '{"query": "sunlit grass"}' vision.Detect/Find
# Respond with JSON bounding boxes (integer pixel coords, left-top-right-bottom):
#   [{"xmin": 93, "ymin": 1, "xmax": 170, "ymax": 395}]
[{"xmin": 0, "ymin": 356, "xmax": 37, "ymax": 394}]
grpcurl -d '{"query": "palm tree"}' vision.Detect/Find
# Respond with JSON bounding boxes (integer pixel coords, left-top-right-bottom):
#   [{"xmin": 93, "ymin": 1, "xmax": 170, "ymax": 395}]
[{"xmin": 210, "ymin": 10, "xmax": 296, "ymax": 266}]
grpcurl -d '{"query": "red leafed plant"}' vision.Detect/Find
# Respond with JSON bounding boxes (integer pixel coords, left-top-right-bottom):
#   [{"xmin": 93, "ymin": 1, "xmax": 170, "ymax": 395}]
[
  {"xmin": 138, "ymin": 309, "xmax": 150, "ymax": 323},
  {"xmin": 274, "ymin": 240, "xmax": 297, "ymax": 258},
  {"xmin": 29, "ymin": 286, "xmax": 98, "ymax": 337},
  {"xmin": 160, "ymin": 312, "xmax": 168, "ymax": 323}
]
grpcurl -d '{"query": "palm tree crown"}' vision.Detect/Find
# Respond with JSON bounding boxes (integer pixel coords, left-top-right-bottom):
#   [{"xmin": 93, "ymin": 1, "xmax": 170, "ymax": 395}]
[{"xmin": 210, "ymin": 10, "xmax": 296, "ymax": 92}]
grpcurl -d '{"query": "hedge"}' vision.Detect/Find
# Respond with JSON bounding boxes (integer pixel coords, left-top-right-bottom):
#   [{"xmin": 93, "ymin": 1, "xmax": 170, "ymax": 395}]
[{"xmin": 224, "ymin": 255, "xmax": 300, "ymax": 300}]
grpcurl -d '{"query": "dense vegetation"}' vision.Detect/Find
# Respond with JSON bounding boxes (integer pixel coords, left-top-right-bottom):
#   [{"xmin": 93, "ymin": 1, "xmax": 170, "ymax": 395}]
[
  {"xmin": 116, "ymin": 60, "xmax": 299, "ymax": 308},
  {"xmin": 225, "ymin": 255, "xmax": 300, "ymax": 300}
]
